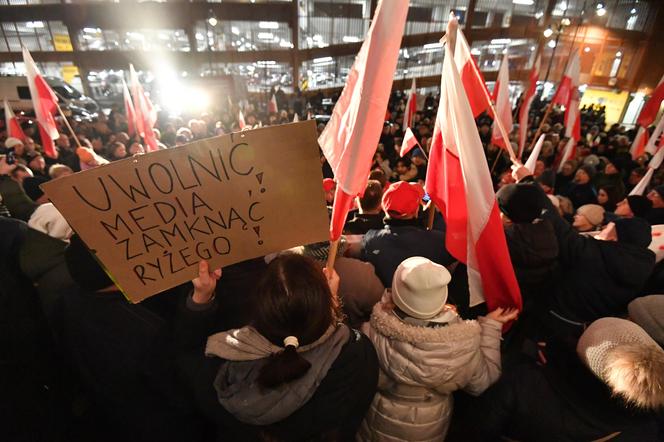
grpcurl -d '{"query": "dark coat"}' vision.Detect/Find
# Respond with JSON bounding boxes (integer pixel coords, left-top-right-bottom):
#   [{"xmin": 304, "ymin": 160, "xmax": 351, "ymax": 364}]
[
  {"xmin": 344, "ymin": 212, "xmax": 385, "ymax": 235},
  {"xmin": 646, "ymin": 207, "xmax": 664, "ymax": 226},
  {"xmin": 537, "ymin": 183, "xmax": 655, "ymax": 323},
  {"xmin": 467, "ymin": 346, "xmax": 659, "ymax": 441},
  {"xmin": 360, "ymin": 218, "xmax": 455, "ymax": 287},
  {"xmin": 175, "ymin": 298, "xmax": 379, "ymax": 442},
  {"xmin": 563, "ymin": 182, "xmax": 598, "ymax": 209},
  {"xmin": 0, "ymin": 175, "xmax": 37, "ymax": 221}
]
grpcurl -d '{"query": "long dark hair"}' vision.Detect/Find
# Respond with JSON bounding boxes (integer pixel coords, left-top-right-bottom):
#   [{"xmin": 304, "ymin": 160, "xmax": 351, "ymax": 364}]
[
  {"xmin": 254, "ymin": 254, "xmax": 340, "ymax": 389},
  {"xmin": 599, "ymin": 184, "xmax": 621, "ymax": 213}
]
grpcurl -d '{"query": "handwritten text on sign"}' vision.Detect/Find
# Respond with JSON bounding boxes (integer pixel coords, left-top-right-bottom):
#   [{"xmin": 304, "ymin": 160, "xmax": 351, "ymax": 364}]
[{"xmin": 42, "ymin": 121, "xmax": 329, "ymax": 302}]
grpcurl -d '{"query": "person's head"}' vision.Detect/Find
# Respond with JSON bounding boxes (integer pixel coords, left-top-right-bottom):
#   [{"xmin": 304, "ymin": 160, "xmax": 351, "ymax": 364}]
[
  {"xmin": 573, "ymin": 204, "xmax": 605, "ymax": 232},
  {"xmin": 10, "ymin": 164, "xmax": 32, "ymax": 184},
  {"xmin": 369, "ymin": 168, "xmax": 388, "ymax": 189},
  {"xmin": 253, "ymin": 254, "xmax": 341, "ymax": 388},
  {"xmin": 411, "ymin": 149, "xmax": 427, "ymax": 166},
  {"xmin": 128, "ymin": 142, "xmax": 144, "ymax": 155},
  {"xmin": 24, "ymin": 136, "xmax": 35, "ymax": 152},
  {"xmin": 496, "ymin": 183, "xmax": 542, "ymax": 225},
  {"xmin": 647, "ymin": 185, "xmax": 664, "ymax": 209},
  {"xmin": 574, "ymin": 165, "xmax": 595, "ymax": 185},
  {"xmin": 49, "ymin": 163, "xmax": 74, "ymax": 180},
  {"xmin": 90, "ymin": 134, "xmax": 104, "ymax": 152},
  {"xmin": 395, "ymin": 157, "xmax": 411, "ymax": 176},
  {"xmin": 561, "ymin": 160, "xmax": 577, "ymax": 177},
  {"xmin": 358, "ymin": 180, "xmax": 383, "ymax": 214},
  {"xmin": 577, "ymin": 317, "xmax": 664, "ymax": 410},
  {"xmin": 109, "ymin": 141, "xmax": 127, "ymax": 160},
  {"xmin": 391, "ymin": 256, "xmax": 452, "ymax": 322},
  {"xmin": 603, "ymin": 160, "xmax": 619, "ymax": 175},
  {"xmin": 56, "ymin": 134, "xmax": 71, "ymax": 150},
  {"xmin": 615, "ymin": 195, "xmax": 652, "ymax": 219},
  {"xmin": 535, "ymin": 169, "xmax": 556, "ymax": 194},
  {"xmin": 382, "ymin": 181, "xmax": 424, "ymax": 220},
  {"xmin": 65, "ymin": 235, "xmax": 114, "ymax": 291},
  {"xmin": 597, "ymin": 185, "xmax": 621, "ymax": 212},
  {"xmin": 533, "ymin": 160, "xmax": 545, "ymax": 177},
  {"xmin": 629, "ymin": 167, "xmax": 646, "ymax": 186},
  {"xmin": 322, "ymin": 178, "xmax": 335, "ymax": 204},
  {"xmin": 26, "ymin": 152, "xmax": 45, "ymax": 172},
  {"xmin": 4, "ymin": 137, "xmax": 24, "ymax": 156},
  {"xmin": 597, "ymin": 218, "xmax": 651, "ymax": 247}
]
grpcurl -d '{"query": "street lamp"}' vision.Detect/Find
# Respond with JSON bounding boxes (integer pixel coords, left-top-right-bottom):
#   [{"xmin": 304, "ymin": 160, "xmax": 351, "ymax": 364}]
[{"xmin": 543, "ymin": 18, "xmax": 571, "ymax": 84}]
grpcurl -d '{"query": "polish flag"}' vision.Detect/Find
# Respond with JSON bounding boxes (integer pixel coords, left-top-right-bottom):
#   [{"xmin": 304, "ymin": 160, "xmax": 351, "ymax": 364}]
[
  {"xmin": 293, "ymin": 112, "xmax": 299, "ymax": 122},
  {"xmin": 557, "ymin": 137, "xmax": 577, "ymax": 173},
  {"xmin": 425, "ymin": 18, "xmax": 521, "ymax": 311},
  {"xmin": 636, "ymin": 74, "xmax": 664, "ymax": 128},
  {"xmin": 4, "ymin": 99, "xmax": 26, "ymax": 141},
  {"xmin": 400, "ymin": 127, "xmax": 420, "ymax": 157},
  {"xmin": 402, "ymin": 78, "xmax": 417, "ymax": 131},
  {"xmin": 268, "ymin": 94, "xmax": 278, "ymax": 114},
  {"xmin": 630, "ymin": 126, "xmax": 649, "ymax": 160},
  {"xmin": 524, "ymin": 134, "xmax": 546, "ymax": 174},
  {"xmin": 129, "ymin": 64, "xmax": 158, "ymax": 151},
  {"xmin": 518, "ymin": 54, "xmax": 540, "ymax": 159},
  {"xmin": 491, "ymin": 53, "xmax": 513, "ymax": 150},
  {"xmin": 22, "ymin": 48, "xmax": 58, "ymax": 158},
  {"xmin": 630, "ymin": 145, "xmax": 664, "ymax": 196},
  {"xmin": 644, "ymin": 111, "xmax": 664, "ymax": 156},
  {"xmin": 122, "ymin": 79, "xmax": 137, "ymax": 137},
  {"xmin": 238, "ymin": 109, "xmax": 246, "ymax": 130},
  {"xmin": 319, "ymin": 0, "xmax": 408, "ymax": 241},
  {"xmin": 452, "ymin": 27, "xmax": 492, "ymax": 118},
  {"xmin": 551, "ymin": 50, "xmax": 580, "ymax": 107}
]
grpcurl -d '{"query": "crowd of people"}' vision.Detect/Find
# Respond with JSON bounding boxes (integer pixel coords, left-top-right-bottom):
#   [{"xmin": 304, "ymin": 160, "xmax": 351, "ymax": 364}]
[{"xmin": 1, "ymin": 82, "xmax": 664, "ymax": 442}]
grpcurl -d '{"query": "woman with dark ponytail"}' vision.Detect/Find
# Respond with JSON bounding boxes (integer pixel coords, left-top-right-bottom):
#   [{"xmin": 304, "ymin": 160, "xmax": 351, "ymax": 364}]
[{"xmin": 176, "ymin": 254, "xmax": 379, "ymax": 441}]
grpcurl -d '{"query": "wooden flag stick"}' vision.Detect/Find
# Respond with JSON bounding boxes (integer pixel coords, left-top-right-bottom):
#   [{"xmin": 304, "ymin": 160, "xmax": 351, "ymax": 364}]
[
  {"xmin": 526, "ymin": 99, "xmax": 555, "ymax": 153},
  {"xmin": 326, "ymin": 238, "xmax": 340, "ymax": 270},
  {"xmin": 55, "ymin": 102, "xmax": 83, "ymax": 149},
  {"xmin": 426, "ymin": 202, "xmax": 437, "ymax": 230}
]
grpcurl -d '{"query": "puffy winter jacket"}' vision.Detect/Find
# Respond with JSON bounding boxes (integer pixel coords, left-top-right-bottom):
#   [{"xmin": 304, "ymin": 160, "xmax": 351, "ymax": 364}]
[{"xmin": 357, "ymin": 296, "xmax": 503, "ymax": 441}]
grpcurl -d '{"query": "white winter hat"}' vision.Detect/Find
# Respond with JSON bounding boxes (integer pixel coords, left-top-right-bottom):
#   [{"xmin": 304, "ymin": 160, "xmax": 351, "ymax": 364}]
[
  {"xmin": 391, "ymin": 256, "xmax": 452, "ymax": 320},
  {"xmin": 4, "ymin": 137, "xmax": 23, "ymax": 149}
]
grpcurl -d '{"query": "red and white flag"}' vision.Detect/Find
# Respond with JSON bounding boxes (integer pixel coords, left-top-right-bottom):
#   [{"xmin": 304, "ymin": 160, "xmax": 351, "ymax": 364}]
[
  {"xmin": 518, "ymin": 54, "xmax": 540, "ymax": 159},
  {"xmin": 637, "ymin": 74, "xmax": 664, "ymax": 128},
  {"xmin": 22, "ymin": 48, "xmax": 58, "ymax": 158},
  {"xmin": 268, "ymin": 94, "xmax": 278, "ymax": 114},
  {"xmin": 644, "ymin": 110, "xmax": 664, "ymax": 156},
  {"xmin": 129, "ymin": 64, "xmax": 158, "ymax": 151},
  {"xmin": 3, "ymin": 99, "xmax": 26, "ymax": 141},
  {"xmin": 400, "ymin": 127, "xmax": 420, "ymax": 157},
  {"xmin": 452, "ymin": 29, "xmax": 492, "ymax": 118},
  {"xmin": 491, "ymin": 53, "xmax": 513, "ymax": 150},
  {"xmin": 551, "ymin": 50, "xmax": 580, "ymax": 107},
  {"xmin": 238, "ymin": 109, "xmax": 246, "ymax": 130},
  {"xmin": 318, "ymin": 0, "xmax": 408, "ymax": 241},
  {"xmin": 630, "ymin": 126, "xmax": 649, "ymax": 160},
  {"xmin": 122, "ymin": 79, "xmax": 137, "ymax": 137},
  {"xmin": 630, "ymin": 145, "xmax": 664, "ymax": 196},
  {"xmin": 425, "ymin": 18, "xmax": 521, "ymax": 311},
  {"xmin": 524, "ymin": 134, "xmax": 546, "ymax": 174},
  {"xmin": 557, "ymin": 137, "xmax": 577, "ymax": 173},
  {"xmin": 402, "ymin": 78, "xmax": 417, "ymax": 131}
]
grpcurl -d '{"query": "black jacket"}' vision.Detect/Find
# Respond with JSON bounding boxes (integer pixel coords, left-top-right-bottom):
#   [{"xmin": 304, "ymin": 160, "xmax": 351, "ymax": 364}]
[
  {"xmin": 344, "ymin": 212, "xmax": 385, "ymax": 235},
  {"xmin": 563, "ymin": 182, "xmax": 597, "ymax": 209},
  {"xmin": 536, "ymin": 183, "xmax": 655, "ymax": 323},
  {"xmin": 175, "ymin": 298, "xmax": 379, "ymax": 442},
  {"xmin": 646, "ymin": 207, "xmax": 664, "ymax": 225}
]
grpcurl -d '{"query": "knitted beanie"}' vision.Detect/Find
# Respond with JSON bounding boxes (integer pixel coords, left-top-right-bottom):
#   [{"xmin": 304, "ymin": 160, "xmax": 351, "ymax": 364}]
[
  {"xmin": 626, "ymin": 195, "xmax": 653, "ymax": 218},
  {"xmin": 576, "ymin": 204, "xmax": 605, "ymax": 227},
  {"xmin": 577, "ymin": 317, "xmax": 664, "ymax": 409}
]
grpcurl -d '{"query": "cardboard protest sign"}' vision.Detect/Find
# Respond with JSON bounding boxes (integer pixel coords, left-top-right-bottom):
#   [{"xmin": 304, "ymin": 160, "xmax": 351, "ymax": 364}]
[{"xmin": 42, "ymin": 121, "xmax": 329, "ymax": 302}]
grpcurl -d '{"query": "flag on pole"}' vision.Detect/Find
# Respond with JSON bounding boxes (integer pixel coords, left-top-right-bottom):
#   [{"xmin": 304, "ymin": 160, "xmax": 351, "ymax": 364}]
[
  {"xmin": 645, "ymin": 111, "xmax": 664, "ymax": 156},
  {"xmin": 557, "ymin": 137, "xmax": 577, "ymax": 172},
  {"xmin": 238, "ymin": 109, "xmax": 246, "ymax": 130},
  {"xmin": 425, "ymin": 18, "xmax": 521, "ymax": 311},
  {"xmin": 637, "ymin": 74, "xmax": 664, "ymax": 128},
  {"xmin": 268, "ymin": 94, "xmax": 278, "ymax": 114},
  {"xmin": 518, "ymin": 54, "xmax": 540, "ymax": 159},
  {"xmin": 400, "ymin": 127, "xmax": 420, "ymax": 157},
  {"xmin": 630, "ymin": 126, "xmax": 649, "ymax": 160},
  {"xmin": 22, "ymin": 47, "xmax": 58, "ymax": 158},
  {"xmin": 551, "ymin": 50, "xmax": 580, "ymax": 107},
  {"xmin": 293, "ymin": 113, "xmax": 300, "ymax": 123},
  {"xmin": 122, "ymin": 79, "xmax": 137, "ymax": 137},
  {"xmin": 491, "ymin": 53, "xmax": 513, "ymax": 150},
  {"xmin": 452, "ymin": 29, "xmax": 492, "ymax": 118},
  {"xmin": 318, "ymin": 0, "xmax": 409, "ymax": 241},
  {"xmin": 129, "ymin": 64, "xmax": 158, "ymax": 151},
  {"xmin": 630, "ymin": 145, "xmax": 664, "ymax": 196},
  {"xmin": 402, "ymin": 78, "xmax": 417, "ymax": 131},
  {"xmin": 524, "ymin": 134, "xmax": 546, "ymax": 174},
  {"xmin": 3, "ymin": 99, "xmax": 26, "ymax": 141}
]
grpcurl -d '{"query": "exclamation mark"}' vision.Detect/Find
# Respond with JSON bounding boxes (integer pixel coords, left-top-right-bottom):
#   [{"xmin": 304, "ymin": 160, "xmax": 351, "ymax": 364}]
[{"xmin": 253, "ymin": 226, "xmax": 263, "ymax": 245}]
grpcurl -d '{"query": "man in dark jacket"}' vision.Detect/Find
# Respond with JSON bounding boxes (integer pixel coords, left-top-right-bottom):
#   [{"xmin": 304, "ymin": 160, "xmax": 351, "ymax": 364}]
[
  {"xmin": 344, "ymin": 180, "xmax": 385, "ymax": 234},
  {"xmin": 646, "ymin": 185, "xmax": 664, "ymax": 225},
  {"xmin": 357, "ymin": 181, "xmax": 455, "ymax": 287}
]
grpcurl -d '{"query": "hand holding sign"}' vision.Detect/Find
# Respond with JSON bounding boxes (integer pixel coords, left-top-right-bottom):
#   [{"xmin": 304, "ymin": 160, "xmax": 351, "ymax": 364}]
[{"xmin": 192, "ymin": 260, "xmax": 221, "ymax": 304}]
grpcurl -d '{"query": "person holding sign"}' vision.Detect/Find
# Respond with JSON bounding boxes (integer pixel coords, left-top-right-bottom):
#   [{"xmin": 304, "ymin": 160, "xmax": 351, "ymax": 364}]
[{"xmin": 176, "ymin": 253, "xmax": 379, "ymax": 440}]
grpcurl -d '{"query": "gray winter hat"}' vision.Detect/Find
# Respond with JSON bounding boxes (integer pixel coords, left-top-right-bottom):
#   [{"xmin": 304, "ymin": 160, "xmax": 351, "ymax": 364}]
[{"xmin": 628, "ymin": 295, "xmax": 664, "ymax": 347}]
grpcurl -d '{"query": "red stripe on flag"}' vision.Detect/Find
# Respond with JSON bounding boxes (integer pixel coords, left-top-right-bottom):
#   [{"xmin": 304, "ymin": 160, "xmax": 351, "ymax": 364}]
[{"xmin": 330, "ymin": 186, "xmax": 355, "ymax": 241}]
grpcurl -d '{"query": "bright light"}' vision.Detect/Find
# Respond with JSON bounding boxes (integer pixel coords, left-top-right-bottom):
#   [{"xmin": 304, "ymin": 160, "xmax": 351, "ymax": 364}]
[
  {"xmin": 512, "ymin": 0, "xmax": 534, "ymax": 4},
  {"xmin": 596, "ymin": 2, "xmax": 604, "ymax": 9},
  {"xmin": 256, "ymin": 60, "xmax": 276, "ymax": 65},
  {"xmin": 313, "ymin": 56, "xmax": 333, "ymax": 64},
  {"xmin": 561, "ymin": 18, "xmax": 571, "ymax": 26},
  {"xmin": 279, "ymin": 40, "xmax": 293, "ymax": 48},
  {"xmin": 26, "ymin": 21, "xmax": 44, "ymax": 28},
  {"xmin": 342, "ymin": 36, "xmax": 360, "ymax": 43},
  {"xmin": 257, "ymin": 32, "xmax": 274, "ymax": 40},
  {"xmin": 548, "ymin": 40, "xmax": 557, "ymax": 48},
  {"xmin": 195, "ymin": 32, "xmax": 204, "ymax": 40},
  {"xmin": 530, "ymin": 46, "xmax": 536, "ymax": 51},
  {"xmin": 631, "ymin": 8, "xmax": 637, "ymax": 14},
  {"xmin": 597, "ymin": 7, "xmax": 606, "ymax": 16},
  {"xmin": 471, "ymin": 48, "xmax": 481, "ymax": 55},
  {"xmin": 423, "ymin": 42, "xmax": 444, "ymax": 50},
  {"xmin": 535, "ymin": 11, "xmax": 544, "ymax": 19},
  {"xmin": 231, "ymin": 27, "xmax": 239, "ymax": 35},
  {"xmin": 83, "ymin": 27, "xmax": 101, "ymax": 33},
  {"xmin": 543, "ymin": 28, "xmax": 554, "ymax": 37},
  {"xmin": 584, "ymin": 46, "xmax": 591, "ymax": 52},
  {"xmin": 208, "ymin": 16, "xmax": 218, "ymax": 27},
  {"xmin": 616, "ymin": 51, "xmax": 622, "ymax": 57},
  {"xmin": 559, "ymin": 1, "xmax": 567, "ymax": 10},
  {"xmin": 403, "ymin": 69, "xmax": 409, "ymax": 74},
  {"xmin": 491, "ymin": 38, "xmax": 512, "ymax": 44},
  {"xmin": 259, "ymin": 21, "xmax": 279, "ymax": 29},
  {"xmin": 312, "ymin": 34, "xmax": 323, "ymax": 41}
]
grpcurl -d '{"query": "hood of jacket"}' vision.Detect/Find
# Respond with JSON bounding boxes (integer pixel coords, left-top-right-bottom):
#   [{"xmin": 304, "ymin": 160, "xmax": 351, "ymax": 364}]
[
  {"xmin": 211, "ymin": 325, "xmax": 350, "ymax": 426},
  {"xmin": 366, "ymin": 300, "xmax": 483, "ymax": 394},
  {"xmin": 505, "ymin": 219, "xmax": 559, "ymax": 270}
]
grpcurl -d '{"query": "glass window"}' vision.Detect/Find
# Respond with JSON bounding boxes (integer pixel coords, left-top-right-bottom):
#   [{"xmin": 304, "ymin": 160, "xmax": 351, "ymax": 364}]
[
  {"xmin": 194, "ymin": 20, "xmax": 292, "ymax": 52},
  {"xmin": 299, "ymin": 0, "xmax": 371, "ymax": 48},
  {"xmin": 470, "ymin": 38, "xmax": 538, "ymax": 72},
  {"xmin": 472, "ymin": 0, "xmax": 548, "ymax": 28},
  {"xmin": 198, "ymin": 62, "xmax": 293, "ymax": 93},
  {"xmin": 405, "ymin": 0, "xmax": 470, "ymax": 35},
  {"xmin": 78, "ymin": 28, "xmax": 190, "ymax": 51}
]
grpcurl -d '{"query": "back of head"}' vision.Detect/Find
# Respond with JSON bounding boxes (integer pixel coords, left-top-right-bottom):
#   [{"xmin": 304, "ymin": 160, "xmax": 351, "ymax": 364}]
[
  {"xmin": 359, "ymin": 180, "xmax": 383, "ymax": 213},
  {"xmin": 65, "ymin": 234, "xmax": 113, "ymax": 291},
  {"xmin": 496, "ymin": 183, "xmax": 543, "ymax": 224},
  {"xmin": 614, "ymin": 217, "xmax": 652, "ymax": 248},
  {"xmin": 253, "ymin": 254, "xmax": 340, "ymax": 388},
  {"xmin": 626, "ymin": 195, "xmax": 653, "ymax": 219},
  {"xmin": 577, "ymin": 317, "xmax": 664, "ymax": 410},
  {"xmin": 369, "ymin": 169, "xmax": 387, "ymax": 188}
]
